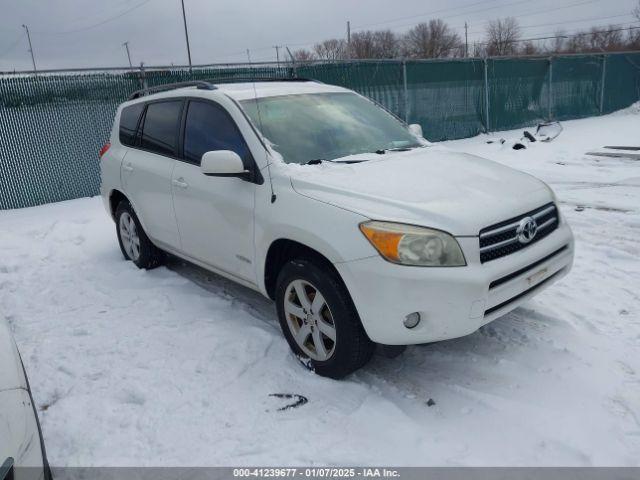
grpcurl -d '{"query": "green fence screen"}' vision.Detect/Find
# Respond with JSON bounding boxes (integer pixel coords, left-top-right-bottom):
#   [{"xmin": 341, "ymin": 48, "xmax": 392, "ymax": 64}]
[{"xmin": 1, "ymin": 52, "xmax": 639, "ymax": 209}]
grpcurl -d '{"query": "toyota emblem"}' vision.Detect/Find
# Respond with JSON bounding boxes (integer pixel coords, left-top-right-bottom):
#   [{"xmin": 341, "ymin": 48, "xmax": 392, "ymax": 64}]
[{"xmin": 516, "ymin": 217, "xmax": 538, "ymax": 244}]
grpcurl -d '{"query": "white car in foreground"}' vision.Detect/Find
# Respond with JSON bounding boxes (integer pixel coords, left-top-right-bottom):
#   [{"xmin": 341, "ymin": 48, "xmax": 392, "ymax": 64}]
[
  {"xmin": 99, "ymin": 79, "xmax": 574, "ymax": 378},
  {"xmin": 0, "ymin": 317, "xmax": 50, "ymax": 480}
]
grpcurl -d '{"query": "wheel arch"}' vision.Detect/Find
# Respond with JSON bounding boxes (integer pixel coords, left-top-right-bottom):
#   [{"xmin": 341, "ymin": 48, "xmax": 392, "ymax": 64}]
[
  {"xmin": 263, "ymin": 238, "xmax": 345, "ymax": 301},
  {"xmin": 108, "ymin": 189, "xmax": 128, "ymax": 220}
]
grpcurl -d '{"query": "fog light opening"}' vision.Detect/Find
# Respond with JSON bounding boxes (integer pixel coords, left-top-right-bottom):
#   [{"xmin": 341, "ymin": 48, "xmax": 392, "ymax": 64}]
[{"xmin": 403, "ymin": 312, "xmax": 421, "ymax": 329}]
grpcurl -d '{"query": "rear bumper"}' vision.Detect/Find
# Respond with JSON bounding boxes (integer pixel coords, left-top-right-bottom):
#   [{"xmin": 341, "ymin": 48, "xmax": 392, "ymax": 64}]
[{"xmin": 336, "ymin": 220, "xmax": 574, "ymax": 345}]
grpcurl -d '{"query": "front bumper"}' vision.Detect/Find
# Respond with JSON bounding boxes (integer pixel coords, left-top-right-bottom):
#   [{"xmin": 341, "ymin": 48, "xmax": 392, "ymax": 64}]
[{"xmin": 336, "ymin": 220, "xmax": 574, "ymax": 345}]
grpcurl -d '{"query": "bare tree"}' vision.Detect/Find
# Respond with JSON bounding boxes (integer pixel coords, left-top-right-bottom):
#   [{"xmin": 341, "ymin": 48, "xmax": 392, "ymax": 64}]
[
  {"xmin": 313, "ymin": 39, "xmax": 348, "ymax": 61},
  {"xmin": 634, "ymin": 0, "xmax": 640, "ymax": 21},
  {"xmin": 291, "ymin": 49, "xmax": 316, "ymax": 61},
  {"xmin": 546, "ymin": 30, "xmax": 567, "ymax": 53},
  {"xmin": 402, "ymin": 19, "xmax": 462, "ymax": 58},
  {"xmin": 485, "ymin": 17, "xmax": 521, "ymax": 56},
  {"xmin": 565, "ymin": 32, "xmax": 588, "ymax": 53},
  {"xmin": 373, "ymin": 30, "xmax": 400, "ymax": 58},
  {"xmin": 586, "ymin": 25, "xmax": 625, "ymax": 51},
  {"xmin": 627, "ymin": 27, "xmax": 640, "ymax": 50},
  {"xmin": 350, "ymin": 31, "xmax": 377, "ymax": 59},
  {"xmin": 520, "ymin": 41, "xmax": 538, "ymax": 55},
  {"xmin": 349, "ymin": 30, "xmax": 400, "ymax": 59},
  {"xmin": 471, "ymin": 41, "xmax": 486, "ymax": 57}
]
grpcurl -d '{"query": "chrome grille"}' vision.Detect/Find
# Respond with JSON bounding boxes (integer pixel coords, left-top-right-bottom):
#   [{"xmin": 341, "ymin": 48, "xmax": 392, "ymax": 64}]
[{"xmin": 479, "ymin": 203, "xmax": 559, "ymax": 263}]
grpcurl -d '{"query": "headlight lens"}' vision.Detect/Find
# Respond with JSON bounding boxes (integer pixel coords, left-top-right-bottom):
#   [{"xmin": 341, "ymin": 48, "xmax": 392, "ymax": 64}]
[{"xmin": 359, "ymin": 221, "xmax": 466, "ymax": 267}]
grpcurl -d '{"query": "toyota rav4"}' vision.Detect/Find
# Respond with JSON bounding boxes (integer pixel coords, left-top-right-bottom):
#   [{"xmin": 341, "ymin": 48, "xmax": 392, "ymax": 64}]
[{"xmin": 99, "ymin": 79, "xmax": 574, "ymax": 378}]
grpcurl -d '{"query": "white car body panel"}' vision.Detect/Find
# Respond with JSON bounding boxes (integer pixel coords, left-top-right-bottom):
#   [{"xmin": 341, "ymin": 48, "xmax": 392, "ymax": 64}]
[
  {"xmin": 0, "ymin": 318, "xmax": 27, "ymax": 391},
  {"xmin": 0, "ymin": 318, "xmax": 47, "ymax": 479},
  {"xmin": 121, "ymin": 148, "xmax": 181, "ymax": 249},
  {"xmin": 172, "ymin": 160, "xmax": 256, "ymax": 283},
  {"xmin": 0, "ymin": 390, "xmax": 45, "ymax": 474},
  {"xmin": 253, "ymin": 169, "xmax": 372, "ymax": 285},
  {"xmin": 336, "ymin": 222, "xmax": 574, "ymax": 344},
  {"xmin": 99, "ymin": 81, "xmax": 575, "ymax": 346},
  {"xmin": 288, "ymin": 146, "xmax": 552, "ymax": 236}
]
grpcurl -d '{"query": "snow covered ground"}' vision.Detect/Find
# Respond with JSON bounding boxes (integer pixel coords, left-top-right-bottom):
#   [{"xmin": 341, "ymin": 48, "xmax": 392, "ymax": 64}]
[{"xmin": 1, "ymin": 106, "xmax": 639, "ymax": 467}]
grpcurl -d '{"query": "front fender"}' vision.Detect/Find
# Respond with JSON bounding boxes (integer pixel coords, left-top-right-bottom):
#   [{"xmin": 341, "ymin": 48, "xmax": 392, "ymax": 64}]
[{"xmin": 254, "ymin": 181, "xmax": 376, "ymax": 295}]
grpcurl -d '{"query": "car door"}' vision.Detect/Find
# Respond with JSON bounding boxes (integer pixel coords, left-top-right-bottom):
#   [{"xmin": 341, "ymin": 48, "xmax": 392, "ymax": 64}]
[
  {"xmin": 171, "ymin": 99, "xmax": 257, "ymax": 283},
  {"xmin": 121, "ymin": 100, "xmax": 182, "ymax": 249}
]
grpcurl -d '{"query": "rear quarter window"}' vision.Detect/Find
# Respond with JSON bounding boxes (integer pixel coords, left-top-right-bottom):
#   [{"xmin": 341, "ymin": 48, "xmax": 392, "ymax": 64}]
[{"xmin": 119, "ymin": 103, "xmax": 144, "ymax": 147}]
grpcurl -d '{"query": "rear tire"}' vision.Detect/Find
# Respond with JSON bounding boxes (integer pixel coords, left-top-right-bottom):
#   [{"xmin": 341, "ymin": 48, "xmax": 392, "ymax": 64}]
[
  {"xmin": 275, "ymin": 259, "xmax": 374, "ymax": 379},
  {"xmin": 115, "ymin": 200, "xmax": 164, "ymax": 269}
]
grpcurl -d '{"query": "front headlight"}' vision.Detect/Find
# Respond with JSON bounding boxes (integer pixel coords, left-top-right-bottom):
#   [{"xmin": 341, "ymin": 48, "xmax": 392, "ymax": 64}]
[{"xmin": 359, "ymin": 221, "xmax": 466, "ymax": 267}]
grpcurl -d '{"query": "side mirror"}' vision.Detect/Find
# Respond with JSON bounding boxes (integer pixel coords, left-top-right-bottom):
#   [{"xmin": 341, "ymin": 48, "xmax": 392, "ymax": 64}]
[
  {"xmin": 200, "ymin": 150, "xmax": 248, "ymax": 178},
  {"xmin": 409, "ymin": 124, "xmax": 423, "ymax": 138}
]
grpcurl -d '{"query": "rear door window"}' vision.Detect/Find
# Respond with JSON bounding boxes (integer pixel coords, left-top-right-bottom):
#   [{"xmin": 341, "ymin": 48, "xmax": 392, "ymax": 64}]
[
  {"xmin": 119, "ymin": 103, "xmax": 144, "ymax": 147},
  {"xmin": 139, "ymin": 100, "xmax": 183, "ymax": 157},
  {"xmin": 183, "ymin": 100, "xmax": 251, "ymax": 166}
]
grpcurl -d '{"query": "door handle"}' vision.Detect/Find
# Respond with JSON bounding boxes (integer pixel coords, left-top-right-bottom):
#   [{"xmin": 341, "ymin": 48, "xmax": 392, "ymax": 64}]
[
  {"xmin": 123, "ymin": 163, "xmax": 134, "ymax": 172},
  {"xmin": 172, "ymin": 178, "xmax": 189, "ymax": 189}
]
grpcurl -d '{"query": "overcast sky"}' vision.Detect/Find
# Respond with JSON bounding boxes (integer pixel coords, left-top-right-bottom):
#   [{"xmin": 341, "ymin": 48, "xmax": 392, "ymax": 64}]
[{"xmin": 1, "ymin": 0, "xmax": 638, "ymax": 71}]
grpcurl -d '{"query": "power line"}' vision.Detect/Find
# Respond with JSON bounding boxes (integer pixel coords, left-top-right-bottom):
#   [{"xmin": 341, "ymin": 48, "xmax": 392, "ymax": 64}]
[
  {"xmin": 352, "ymin": 0, "xmax": 506, "ymax": 30},
  {"xmin": 33, "ymin": 0, "xmax": 155, "ymax": 35},
  {"xmin": 465, "ymin": 14, "xmax": 637, "ymax": 37},
  {"xmin": 157, "ymin": 0, "xmax": 630, "ymax": 64},
  {"xmin": 377, "ymin": 0, "xmax": 602, "ymax": 34},
  {"xmin": 64, "ymin": 0, "xmax": 138, "ymax": 27},
  {"xmin": 272, "ymin": 0, "xmax": 603, "ymax": 55},
  {"xmin": 459, "ymin": 10, "xmax": 632, "ymax": 33},
  {"xmin": 528, "ymin": 21, "xmax": 637, "ymax": 41},
  {"xmin": 265, "ymin": 0, "xmax": 530, "ymax": 51},
  {"xmin": 379, "ymin": 21, "xmax": 640, "ymax": 56},
  {"xmin": 355, "ymin": 0, "xmax": 531, "ymax": 33},
  {"xmin": 517, "ymin": 13, "xmax": 634, "ymax": 31},
  {"xmin": 471, "ymin": 23, "xmax": 640, "ymax": 49}
]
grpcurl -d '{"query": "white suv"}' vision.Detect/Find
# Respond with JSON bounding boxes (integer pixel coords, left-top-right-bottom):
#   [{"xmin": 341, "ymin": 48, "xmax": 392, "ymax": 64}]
[{"xmin": 100, "ymin": 79, "xmax": 574, "ymax": 378}]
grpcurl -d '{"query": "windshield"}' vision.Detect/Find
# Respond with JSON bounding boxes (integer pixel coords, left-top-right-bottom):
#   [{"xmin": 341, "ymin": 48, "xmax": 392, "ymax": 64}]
[{"xmin": 239, "ymin": 92, "xmax": 421, "ymax": 165}]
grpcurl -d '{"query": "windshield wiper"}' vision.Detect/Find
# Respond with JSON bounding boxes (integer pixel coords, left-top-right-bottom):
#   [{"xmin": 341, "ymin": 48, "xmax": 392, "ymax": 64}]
[
  {"xmin": 374, "ymin": 145, "xmax": 422, "ymax": 154},
  {"xmin": 305, "ymin": 158, "xmax": 367, "ymax": 165}
]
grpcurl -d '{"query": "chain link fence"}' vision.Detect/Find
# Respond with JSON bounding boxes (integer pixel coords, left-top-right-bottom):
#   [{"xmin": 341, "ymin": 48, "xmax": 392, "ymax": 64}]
[{"xmin": 1, "ymin": 52, "xmax": 639, "ymax": 209}]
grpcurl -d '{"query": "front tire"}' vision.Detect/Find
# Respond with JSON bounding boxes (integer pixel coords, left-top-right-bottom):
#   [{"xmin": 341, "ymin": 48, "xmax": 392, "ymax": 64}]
[
  {"xmin": 115, "ymin": 201, "xmax": 164, "ymax": 269},
  {"xmin": 275, "ymin": 259, "xmax": 374, "ymax": 379}
]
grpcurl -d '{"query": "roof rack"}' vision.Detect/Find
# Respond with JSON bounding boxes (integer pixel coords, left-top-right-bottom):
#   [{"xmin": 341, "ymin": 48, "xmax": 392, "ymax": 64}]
[
  {"xmin": 127, "ymin": 80, "xmax": 216, "ymax": 100},
  {"xmin": 127, "ymin": 77, "xmax": 320, "ymax": 101},
  {"xmin": 211, "ymin": 77, "xmax": 318, "ymax": 84}
]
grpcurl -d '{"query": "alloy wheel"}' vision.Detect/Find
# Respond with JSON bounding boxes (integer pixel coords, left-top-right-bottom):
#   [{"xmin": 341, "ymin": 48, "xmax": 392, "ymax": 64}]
[
  {"xmin": 119, "ymin": 211, "xmax": 141, "ymax": 261},
  {"xmin": 283, "ymin": 279, "xmax": 337, "ymax": 361}
]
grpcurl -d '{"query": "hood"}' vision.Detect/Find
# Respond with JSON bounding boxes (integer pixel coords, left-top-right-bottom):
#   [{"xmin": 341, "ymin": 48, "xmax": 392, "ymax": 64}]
[
  {"xmin": 288, "ymin": 147, "xmax": 553, "ymax": 236},
  {"xmin": 0, "ymin": 317, "xmax": 27, "ymax": 392}
]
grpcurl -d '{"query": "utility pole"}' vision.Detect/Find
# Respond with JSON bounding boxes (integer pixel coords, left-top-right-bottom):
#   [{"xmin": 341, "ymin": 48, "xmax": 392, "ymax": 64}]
[
  {"xmin": 285, "ymin": 46, "xmax": 295, "ymax": 63},
  {"xmin": 123, "ymin": 41, "xmax": 133, "ymax": 68},
  {"xmin": 285, "ymin": 45, "xmax": 297, "ymax": 75},
  {"xmin": 464, "ymin": 22, "xmax": 469, "ymax": 58},
  {"xmin": 179, "ymin": 0, "xmax": 193, "ymax": 71},
  {"xmin": 347, "ymin": 20, "xmax": 351, "ymax": 58},
  {"xmin": 273, "ymin": 45, "xmax": 281, "ymax": 66},
  {"xmin": 22, "ymin": 24, "xmax": 37, "ymax": 73}
]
